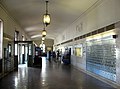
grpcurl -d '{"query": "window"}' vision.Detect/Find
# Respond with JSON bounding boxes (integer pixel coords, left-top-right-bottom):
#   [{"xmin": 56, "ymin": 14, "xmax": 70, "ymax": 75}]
[
  {"xmin": 14, "ymin": 30, "xmax": 19, "ymax": 41},
  {"xmin": 29, "ymin": 44, "xmax": 32, "ymax": 55},
  {"xmin": 22, "ymin": 35, "xmax": 25, "ymax": 41},
  {"xmin": 22, "ymin": 45, "xmax": 25, "ymax": 54},
  {"xmin": 0, "ymin": 19, "xmax": 3, "ymax": 59},
  {"xmin": 15, "ymin": 44, "xmax": 18, "ymax": 55}
]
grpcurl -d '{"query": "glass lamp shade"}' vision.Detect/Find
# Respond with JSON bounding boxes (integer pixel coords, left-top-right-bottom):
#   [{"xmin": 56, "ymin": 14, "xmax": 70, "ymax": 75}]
[
  {"xmin": 42, "ymin": 37, "xmax": 45, "ymax": 41},
  {"xmin": 42, "ymin": 40, "xmax": 44, "ymax": 44},
  {"xmin": 43, "ymin": 14, "xmax": 50, "ymax": 26},
  {"xmin": 42, "ymin": 30, "xmax": 47, "ymax": 37}
]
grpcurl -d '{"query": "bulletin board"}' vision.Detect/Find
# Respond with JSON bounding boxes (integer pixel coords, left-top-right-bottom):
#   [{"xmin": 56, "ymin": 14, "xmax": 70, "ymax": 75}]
[{"xmin": 86, "ymin": 35, "xmax": 116, "ymax": 81}]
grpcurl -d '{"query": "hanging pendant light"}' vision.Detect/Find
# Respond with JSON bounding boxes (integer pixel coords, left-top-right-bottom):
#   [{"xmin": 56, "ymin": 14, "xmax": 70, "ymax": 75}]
[
  {"xmin": 42, "ymin": 26, "xmax": 47, "ymax": 37},
  {"xmin": 42, "ymin": 36, "xmax": 45, "ymax": 41},
  {"xmin": 42, "ymin": 29, "xmax": 47, "ymax": 37},
  {"xmin": 43, "ymin": 1, "xmax": 51, "ymax": 26},
  {"xmin": 42, "ymin": 40, "xmax": 44, "ymax": 44}
]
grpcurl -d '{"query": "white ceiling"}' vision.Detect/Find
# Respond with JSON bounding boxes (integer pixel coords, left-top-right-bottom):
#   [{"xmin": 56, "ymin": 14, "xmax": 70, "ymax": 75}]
[{"xmin": 1, "ymin": 0, "xmax": 100, "ymax": 40}]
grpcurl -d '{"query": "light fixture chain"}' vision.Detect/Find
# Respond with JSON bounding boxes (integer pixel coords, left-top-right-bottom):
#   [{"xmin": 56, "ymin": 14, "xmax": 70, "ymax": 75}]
[{"xmin": 46, "ymin": 1, "xmax": 48, "ymax": 14}]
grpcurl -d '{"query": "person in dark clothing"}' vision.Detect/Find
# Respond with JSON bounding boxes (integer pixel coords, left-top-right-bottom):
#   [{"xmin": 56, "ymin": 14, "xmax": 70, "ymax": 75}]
[
  {"xmin": 52, "ymin": 51, "xmax": 56, "ymax": 62},
  {"xmin": 52, "ymin": 51, "xmax": 56, "ymax": 58},
  {"xmin": 57, "ymin": 50, "xmax": 59, "ymax": 60},
  {"xmin": 48, "ymin": 51, "xmax": 51, "ymax": 62}
]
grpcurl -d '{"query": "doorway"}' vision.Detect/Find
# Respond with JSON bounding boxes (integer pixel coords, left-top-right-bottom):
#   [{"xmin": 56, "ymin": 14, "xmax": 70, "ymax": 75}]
[
  {"xmin": 14, "ymin": 41, "xmax": 34, "ymax": 70},
  {"xmin": 18, "ymin": 43, "xmax": 27, "ymax": 65}
]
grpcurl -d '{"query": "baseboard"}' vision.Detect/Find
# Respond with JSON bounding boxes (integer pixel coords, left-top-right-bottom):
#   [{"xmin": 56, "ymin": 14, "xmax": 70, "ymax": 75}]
[
  {"xmin": 0, "ymin": 73, "xmax": 2, "ymax": 78},
  {"xmin": 0, "ymin": 68, "xmax": 16, "ymax": 79},
  {"xmin": 0, "ymin": 73, "xmax": 4, "ymax": 79}
]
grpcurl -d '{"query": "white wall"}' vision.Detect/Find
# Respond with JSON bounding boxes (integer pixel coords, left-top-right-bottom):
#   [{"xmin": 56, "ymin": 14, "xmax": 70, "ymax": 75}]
[
  {"xmin": 55, "ymin": 0, "xmax": 120, "ymax": 44},
  {"xmin": 0, "ymin": 3, "xmax": 31, "ymax": 74},
  {"xmin": 55, "ymin": 0, "xmax": 120, "ymax": 87},
  {"xmin": 0, "ymin": 4, "xmax": 30, "ymax": 41},
  {"xmin": 67, "ymin": 39, "xmax": 86, "ymax": 70}
]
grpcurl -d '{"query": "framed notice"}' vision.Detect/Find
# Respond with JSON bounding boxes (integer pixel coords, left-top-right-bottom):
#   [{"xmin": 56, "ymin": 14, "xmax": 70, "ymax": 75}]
[{"xmin": 74, "ymin": 44, "xmax": 83, "ymax": 57}]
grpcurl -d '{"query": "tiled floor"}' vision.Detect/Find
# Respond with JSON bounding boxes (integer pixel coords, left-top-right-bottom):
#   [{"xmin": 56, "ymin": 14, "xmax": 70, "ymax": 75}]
[{"xmin": 0, "ymin": 57, "xmax": 116, "ymax": 89}]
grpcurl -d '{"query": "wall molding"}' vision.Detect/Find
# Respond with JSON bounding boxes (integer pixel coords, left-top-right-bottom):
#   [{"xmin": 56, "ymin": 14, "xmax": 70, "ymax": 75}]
[
  {"xmin": 56, "ymin": 23, "xmax": 115, "ymax": 46},
  {"xmin": 74, "ymin": 23, "xmax": 115, "ymax": 41}
]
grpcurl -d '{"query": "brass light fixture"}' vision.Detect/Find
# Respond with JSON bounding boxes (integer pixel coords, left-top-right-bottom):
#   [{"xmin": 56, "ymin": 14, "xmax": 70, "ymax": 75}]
[
  {"xmin": 43, "ymin": 1, "xmax": 51, "ymax": 26},
  {"xmin": 42, "ymin": 28, "xmax": 47, "ymax": 37},
  {"xmin": 42, "ymin": 40, "xmax": 44, "ymax": 44},
  {"xmin": 42, "ymin": 36, "xmax": 45, "ymax": 41}
]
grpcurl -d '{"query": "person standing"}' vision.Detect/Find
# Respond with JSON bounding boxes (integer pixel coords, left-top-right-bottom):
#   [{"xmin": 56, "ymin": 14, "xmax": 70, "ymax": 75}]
[
  {"xmin": 48, "ymin": 51, "xmax": 51, "ymax": 62},
  {"xmin": 57, "ymin": 50, "xmax": 59, "ymax": 61}
]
